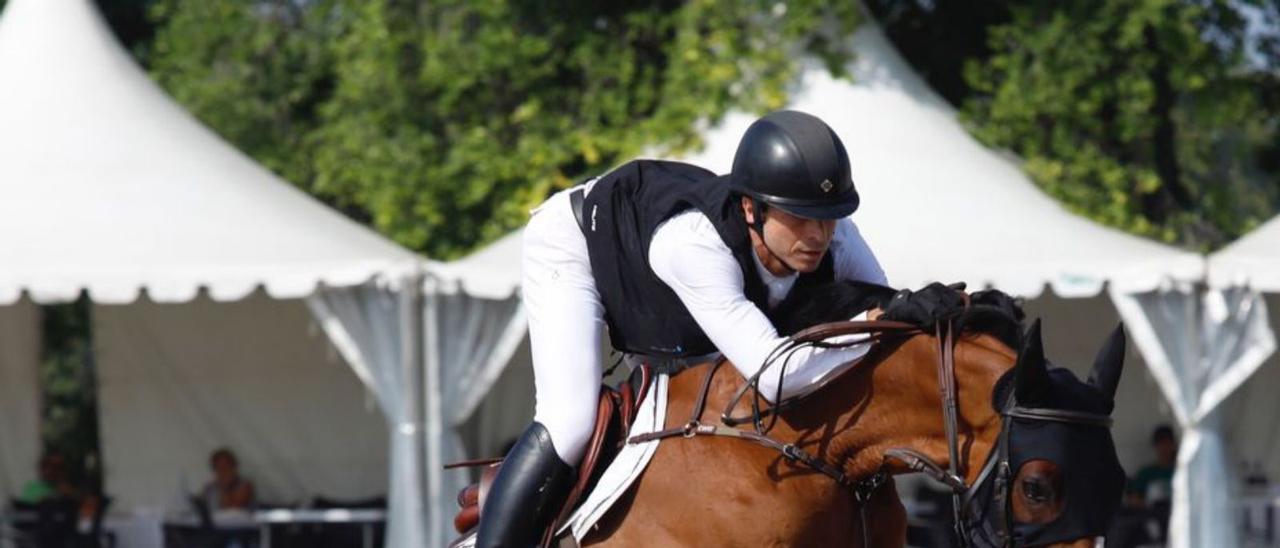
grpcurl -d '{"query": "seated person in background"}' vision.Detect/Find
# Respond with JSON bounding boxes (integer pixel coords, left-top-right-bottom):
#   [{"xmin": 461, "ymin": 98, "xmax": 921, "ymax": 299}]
[
  {"xmin": 19, "ymin": 451, "xmax": 77, "ymax": 503},
  {"xmin": 1127, "ymin": 424, "xmax": 1177, "ymax": 510},
  {"xmin": 202, "ymin": 448, "xmax": 256, "ymax": 511},
  {"xmin": 1109, "ymin": 424, "xmax": 1177, "ymax": 546}
]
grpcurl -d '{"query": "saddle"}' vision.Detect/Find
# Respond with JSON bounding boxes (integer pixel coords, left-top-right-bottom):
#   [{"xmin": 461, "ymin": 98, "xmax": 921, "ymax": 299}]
[{"xmin": 450, "ymin": 364, "xmax": 653, "ymax": 546}]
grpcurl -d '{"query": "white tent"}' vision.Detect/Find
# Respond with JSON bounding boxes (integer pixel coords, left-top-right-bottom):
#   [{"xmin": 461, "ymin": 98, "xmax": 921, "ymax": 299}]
[
  {"xmin": 0, "ymin": 0, "xmax": 433, "ymax": 546},
  {"xmin": 1092, "ymin": 71, "xmax": 1280, "ymax": 548},
  {"xmin": 1210, "ymin": 214, "xmax": 1280, "ymax": 291},
  {"xmin": 1161, "ymin": 211, "xmax": 1280, "ymax": 546},
  {"xmin": 429, "ymin": 24, "xmax": 1278, "ymax": 547},
  {"xmin": 1207, "ymin": 215, "xmax": 1280, "ymax": 479}
]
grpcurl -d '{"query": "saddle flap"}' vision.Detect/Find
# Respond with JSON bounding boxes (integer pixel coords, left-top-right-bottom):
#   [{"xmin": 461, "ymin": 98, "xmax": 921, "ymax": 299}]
[
  {"xmin": 543, "ymin": 393, "xmax": 617, "ymax": 545},
  {"xmin": 450, "ymin": 365, "xmax": 653, "ymax": 544}
]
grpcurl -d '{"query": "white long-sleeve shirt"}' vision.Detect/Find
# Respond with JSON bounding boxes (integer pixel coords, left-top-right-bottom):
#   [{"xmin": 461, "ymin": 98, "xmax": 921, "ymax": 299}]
[{"xmin": 648, "ymin": 210, "xmax": 887, "ymax": 402}]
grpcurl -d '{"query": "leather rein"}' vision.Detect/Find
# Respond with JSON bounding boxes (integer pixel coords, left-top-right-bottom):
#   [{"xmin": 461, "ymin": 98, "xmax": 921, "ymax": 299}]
[{"xmin": 626, "ymin": 305, "xmax": 1114, "ymax": 547}]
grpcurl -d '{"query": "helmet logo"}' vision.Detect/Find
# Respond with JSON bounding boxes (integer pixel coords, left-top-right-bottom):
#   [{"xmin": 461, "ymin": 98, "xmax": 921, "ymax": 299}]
[{"xmin": 820, "ymin": 179, "xmax": 834, "ymax": 193}]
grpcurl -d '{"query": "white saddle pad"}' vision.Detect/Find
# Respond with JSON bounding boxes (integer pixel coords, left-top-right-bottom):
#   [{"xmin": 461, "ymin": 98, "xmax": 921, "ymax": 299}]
[
  {"xmin": 452, "ymin": 373, "xmax": 668, "ymax": 548},
  {"xmin": 561, "ymin": 372, "xmax": 668, "ymax": 540}
]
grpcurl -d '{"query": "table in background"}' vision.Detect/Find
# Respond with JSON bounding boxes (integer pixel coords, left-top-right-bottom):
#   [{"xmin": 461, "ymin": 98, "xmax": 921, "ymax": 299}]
[
  {"xmin": 255, "ymin": 508, "xmax": 386, "ymax": 548},
  {"xmin": 99, "ymin": 507, "xmax": 384, "ymax": 548},
  {"xmin": 1242, "ymin": 486, "xmax": 1280, "ymax": 548}
]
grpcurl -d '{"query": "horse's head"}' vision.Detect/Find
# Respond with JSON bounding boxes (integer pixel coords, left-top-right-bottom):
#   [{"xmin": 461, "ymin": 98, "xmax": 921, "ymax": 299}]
[
  {"xmin": 765, "ymin": 281, "xmax": 1128, "ymax": 545},
  {"xmin": 961, "ymin": 319, "xmax": 1127, "ymax": 547}
]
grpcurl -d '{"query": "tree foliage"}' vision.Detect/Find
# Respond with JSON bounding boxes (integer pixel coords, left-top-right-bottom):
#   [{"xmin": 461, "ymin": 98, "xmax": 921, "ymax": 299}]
[
  {"xmin": 39, "ymin": 299, "xmax": 101, "ymax": 491},
  {"xmin": 147, "ymin": 0, "xmax": 860, "ymax": 258},
  {"xmin": 960, "ymin": 0, "xmax": 1280, "ymax": 249}
]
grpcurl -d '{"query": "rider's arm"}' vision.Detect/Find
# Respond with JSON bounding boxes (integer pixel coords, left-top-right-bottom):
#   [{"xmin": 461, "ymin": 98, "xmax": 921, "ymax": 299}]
[
  {"xmin": 649, "ymin": 212, "xmax": 872, "ymax": 403},
  {"xmin": 830, "ymin": 219, "xmax": 887, "ymax": 285}
]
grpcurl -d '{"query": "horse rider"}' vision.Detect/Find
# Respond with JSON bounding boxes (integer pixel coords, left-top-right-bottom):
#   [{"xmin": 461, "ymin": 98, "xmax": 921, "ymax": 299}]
[{"xmin": 478, "ymin": 110, "xmax": 888, "ymax": 547}]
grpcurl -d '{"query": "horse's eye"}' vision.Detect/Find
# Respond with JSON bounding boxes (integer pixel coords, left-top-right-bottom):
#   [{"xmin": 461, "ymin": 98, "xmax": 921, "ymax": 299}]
[{"xmin": 1022, "ymin": 477, "xmax": 1051, "ymax": 503}]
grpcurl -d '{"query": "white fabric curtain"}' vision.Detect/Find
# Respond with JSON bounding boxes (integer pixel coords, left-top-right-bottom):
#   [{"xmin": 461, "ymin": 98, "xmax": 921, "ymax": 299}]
[
  {"xmin": 93, "ymin": 293, "xmax": 388, "ymax": 511},
  {"xmin": 1110, "ymin": 285, "xmax": 1276, "ymax": 548},
  {"xmin": 1217, "ymin": 294, "xmax": 1280, "ymax": 481},
  {"xmin": 0, "ymin": 299, "xmax": 41, "ymax": 502},
  {"xmin": 423, "ymin": 279, "xmax": 528, "ymax": 547},
  {"xmin": 307, "ymin": 274, "xmax": 426, "ymax": 548}
]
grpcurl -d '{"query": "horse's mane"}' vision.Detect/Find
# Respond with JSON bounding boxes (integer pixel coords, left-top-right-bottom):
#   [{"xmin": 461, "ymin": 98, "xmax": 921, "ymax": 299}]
[{"xmin": 767, "ymin": 281, "xmax": 1026, "ymax": 350}]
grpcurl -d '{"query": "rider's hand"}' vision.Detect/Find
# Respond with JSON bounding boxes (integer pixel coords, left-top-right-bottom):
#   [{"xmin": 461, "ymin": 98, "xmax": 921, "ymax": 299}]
[{"xmin": 880, "ymin": 282, "xmax": 967, "ymax": 326}]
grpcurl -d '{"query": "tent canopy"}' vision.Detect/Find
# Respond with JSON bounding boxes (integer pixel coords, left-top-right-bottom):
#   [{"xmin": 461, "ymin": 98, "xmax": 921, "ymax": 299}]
[
  {"xmin": 677, "ymin": 27, "xmax": 1204, "ymax": 298},
  {"xmin": 429, "ymin": 231, "xmax": 524, "ymax": 299},
  {"xmin": 1210, "ymin": 214, "xmax": 1280, "ymax": 291},
  {"xmin": 431, "ymin": 26, "xmax": 1204, "ymax": 300},
  {"xmin": 0, "ymin": 0, "xmax": 421, "ymax": 305}
]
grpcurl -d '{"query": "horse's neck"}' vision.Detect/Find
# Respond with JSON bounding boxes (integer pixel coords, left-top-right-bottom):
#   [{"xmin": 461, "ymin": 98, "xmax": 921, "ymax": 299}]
[{"xmin": 683, "ymin": 333, "xmax": 1014, "ymax": 484}]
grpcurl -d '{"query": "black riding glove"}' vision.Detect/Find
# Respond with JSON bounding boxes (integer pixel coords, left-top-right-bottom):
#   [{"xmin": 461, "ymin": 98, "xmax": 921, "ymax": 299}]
[{"xmin": 880, "ymin": 282, "xmax": 967, "ymax": 326}]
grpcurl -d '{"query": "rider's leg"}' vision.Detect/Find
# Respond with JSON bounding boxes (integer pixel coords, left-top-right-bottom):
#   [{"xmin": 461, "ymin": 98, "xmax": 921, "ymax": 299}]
[{"xmin": 477, "ymin": 186, "xmax": 604, "ymax": 548}]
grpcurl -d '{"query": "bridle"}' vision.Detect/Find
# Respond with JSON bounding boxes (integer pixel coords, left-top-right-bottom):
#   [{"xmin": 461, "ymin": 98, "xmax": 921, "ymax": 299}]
[{"xmin": 628, "ymin": 308, "xmax": 1115, "ymax": 547}]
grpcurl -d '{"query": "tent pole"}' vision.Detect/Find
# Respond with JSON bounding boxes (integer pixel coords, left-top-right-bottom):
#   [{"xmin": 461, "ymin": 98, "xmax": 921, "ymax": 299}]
[
  {"xmin": 397, "ymin": 270, "xmax": 429, "ymax": 547},
  {"xmin": 422, "ymin": 274, "xmax": 447, "ymax": 546}
]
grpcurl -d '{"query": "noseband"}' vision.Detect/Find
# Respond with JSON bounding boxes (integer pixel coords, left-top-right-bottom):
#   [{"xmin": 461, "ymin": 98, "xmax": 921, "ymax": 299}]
[{"xmin": 629, "ymin": 310, "xmax": 1113, "ymax": 547}]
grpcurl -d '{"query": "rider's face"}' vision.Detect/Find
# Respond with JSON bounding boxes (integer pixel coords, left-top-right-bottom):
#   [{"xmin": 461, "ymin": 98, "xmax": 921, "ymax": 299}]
[{"xmin": 742, "ymin": 198, "xmax": 836, "ymax": 275}]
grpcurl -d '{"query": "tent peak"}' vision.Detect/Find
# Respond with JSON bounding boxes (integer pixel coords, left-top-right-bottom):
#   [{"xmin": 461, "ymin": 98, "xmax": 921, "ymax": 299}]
[{"xmin": 0, "ymin": 0, "xmax": 424, "ymax": 305}]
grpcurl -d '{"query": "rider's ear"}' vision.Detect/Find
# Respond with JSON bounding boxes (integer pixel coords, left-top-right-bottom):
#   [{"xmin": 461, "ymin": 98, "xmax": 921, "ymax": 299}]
[
  {"xmin": 741, "ymin": 196, "xmax": 755, "ymax": 224},
  {"xmin": 1015, "ymin": 319, "xmax": 1050, "ymax": 405},
  {"xmin": 1087, "ymin": 323, "xmax": 1126, "ymax": 401}
]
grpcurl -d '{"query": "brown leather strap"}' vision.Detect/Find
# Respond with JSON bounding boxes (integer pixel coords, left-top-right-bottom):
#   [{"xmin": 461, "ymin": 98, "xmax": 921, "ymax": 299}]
[
  {"xmin": 628, "ymin": 359, "xmax": 723, "ymax": 444},
  {"xmin": 691, "ymin": 358, "xmax": 723, "ymax": 421},
  {"xmin": 443, "ymin": 457, "xmax": 503, "ymax": 470},
  {"xmin": 628, "ymin": 352, "xmax": 855, "ymax": 486},
  {"xmin": 720, "ymin": 319, "xmax": 917, "ymax": 428},
  {"xmin": 937, "ymin": 322, "xmax": 963, "ymax": 480},
  {"xmin": 790, "ymin": 318, "xmax": 918, "ymax": 343}
]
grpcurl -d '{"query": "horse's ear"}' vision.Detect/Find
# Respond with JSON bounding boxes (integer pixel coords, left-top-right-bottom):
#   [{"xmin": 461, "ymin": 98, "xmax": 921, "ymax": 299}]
[
  {"xmin": 1015, "ymin": 319, "xmax": 1050, "ymax": 404},
  {"xmin": 1087, "ymin": 323, "xmax": 1126, "ymax": 401}
]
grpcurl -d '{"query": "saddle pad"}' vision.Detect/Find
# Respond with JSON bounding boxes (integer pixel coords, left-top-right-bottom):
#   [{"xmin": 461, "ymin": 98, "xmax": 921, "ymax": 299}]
[
  {"xmin": 451, "ymin": 373, "xmax": 667, "ymax": 548},
  {"xmin": 561, "ymin": 372, "xmax": 668, "ymax": 540}
]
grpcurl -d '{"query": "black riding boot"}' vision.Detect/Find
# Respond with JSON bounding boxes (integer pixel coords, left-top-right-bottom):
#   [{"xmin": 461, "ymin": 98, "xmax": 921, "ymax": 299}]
[{"xmin": 476, "ymin": 422, "xmax": 575, "ymax": 548}]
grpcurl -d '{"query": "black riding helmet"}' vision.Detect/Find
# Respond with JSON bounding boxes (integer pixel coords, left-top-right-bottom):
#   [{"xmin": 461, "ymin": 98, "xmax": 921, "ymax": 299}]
[{"xmin": 728, "ymin": 110, "xmax": 860, "ymax": 225}]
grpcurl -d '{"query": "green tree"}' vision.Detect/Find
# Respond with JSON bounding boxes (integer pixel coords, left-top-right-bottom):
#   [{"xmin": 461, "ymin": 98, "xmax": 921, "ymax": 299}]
[
  {"xmin": 39, "ymin": 299, "xmax": 102, "ymax": 493},
  {"xmin": 866, "ymin": 0, "xmax": 1014, "ymax": 107},
  {"xmin": 147, "ymin": 0, "xmax": 861, "ymax": 258},
  {"xmin": 962, "ymin": 0, "xmax": 1280, "ymax": 249}
]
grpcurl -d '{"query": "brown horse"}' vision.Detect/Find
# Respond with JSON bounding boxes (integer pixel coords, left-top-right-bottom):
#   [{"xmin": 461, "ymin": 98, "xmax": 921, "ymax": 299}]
[{"xmin": 575, "ymin": 284, "xmax": 1126, "ymax": 547}]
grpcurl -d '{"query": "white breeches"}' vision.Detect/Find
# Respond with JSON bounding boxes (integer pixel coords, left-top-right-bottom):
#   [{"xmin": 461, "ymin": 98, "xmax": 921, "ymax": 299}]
[{"xmin": 522, "ymin": 186, "xmax": 605, "ymax": 464}]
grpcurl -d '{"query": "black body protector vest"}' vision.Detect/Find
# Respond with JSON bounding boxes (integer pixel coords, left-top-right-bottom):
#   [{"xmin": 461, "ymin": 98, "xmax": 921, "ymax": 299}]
[{"xmin": 579, "ymin": 159, "xmax": 834, "ymax": 358}]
